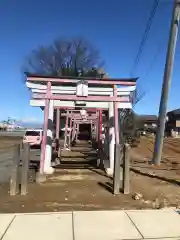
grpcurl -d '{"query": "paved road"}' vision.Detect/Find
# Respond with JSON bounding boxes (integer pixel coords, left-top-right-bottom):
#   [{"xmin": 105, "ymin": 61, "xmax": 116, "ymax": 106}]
[
  {"xmin": 0, "ymin": 131, "xmax": 41, "ymax": 183},
  {"xmin": 0, "ymin": 150, "xmax": 14, "ymax": 183},
  {"xmin": 0, "ymin": 131, "xmax": 25, "ymax": 137},
  {"xmin": 0, "ymin": 148, "xmax": 40, "ymax": 183}
]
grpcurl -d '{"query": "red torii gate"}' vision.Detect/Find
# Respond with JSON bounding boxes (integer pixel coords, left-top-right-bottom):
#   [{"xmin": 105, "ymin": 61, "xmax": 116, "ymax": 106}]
[{"xmin": 26, "ymin": 74, "xmax": 137, "ymax": 186}]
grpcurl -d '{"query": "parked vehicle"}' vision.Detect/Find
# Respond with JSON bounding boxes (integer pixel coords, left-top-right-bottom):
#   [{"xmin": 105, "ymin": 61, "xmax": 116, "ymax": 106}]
[{"xmin": 23, "ymin": 129, "xmax": 43, "ymax": 147}]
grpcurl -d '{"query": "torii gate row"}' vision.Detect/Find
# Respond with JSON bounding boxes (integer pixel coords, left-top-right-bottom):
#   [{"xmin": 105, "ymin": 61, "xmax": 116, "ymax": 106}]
[
  {"xmin": 54, "ymin": 108, "xmax": 101, "ymax": 150},
  {"xmin": 61, "ymin": 112, "xmax": 99, "ymax": 120},
  {"xmin": 58, "ymin": 107, "xmax": 109, "ymax": 153},
  {"xmin": 61, "ymin": 113, "xmax": 104, "ymax": 118},
  {"xmin": 62, "ymin": 109, "xmax": 100, "ymax": 149},
  {"xmin": 25, "ymin": 74, "xmax": 137, "ymax": 175},
  {"xmin": 54, "ymin": 108, "xmax": 103, "ymax": 139},
  {"xmin": 63, "ymin": 118, "xmax": 98, "ymax": 149}
]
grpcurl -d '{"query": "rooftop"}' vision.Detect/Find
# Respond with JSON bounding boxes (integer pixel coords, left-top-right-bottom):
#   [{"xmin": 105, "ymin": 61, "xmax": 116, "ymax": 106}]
[
  {"xmin": 136, "ymin": 114, "xmax": 158, "ymax": 122},
  {"xmin": 25, "ymin": 72, "xmax": 138, "ymax": 87},
  {"xmin": 167, "ymin": 108, "xmax": 180, "ymax": 115}
]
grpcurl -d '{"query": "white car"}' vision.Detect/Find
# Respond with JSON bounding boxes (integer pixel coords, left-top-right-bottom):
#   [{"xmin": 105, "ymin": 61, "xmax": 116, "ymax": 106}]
[{"xmin": 23, "ymin": 129, "xmax": 43, "ymax": 147}]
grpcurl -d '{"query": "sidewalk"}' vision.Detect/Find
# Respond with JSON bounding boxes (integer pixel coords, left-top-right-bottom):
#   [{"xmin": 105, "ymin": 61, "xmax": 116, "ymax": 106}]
[{"xmin": 0, "ymin": 209, "xmax": 180, "ymax": 240}]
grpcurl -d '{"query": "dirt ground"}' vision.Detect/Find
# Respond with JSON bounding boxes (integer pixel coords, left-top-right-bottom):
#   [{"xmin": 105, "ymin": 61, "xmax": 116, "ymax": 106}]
[
  {"xmin": 0, "ymin": 136, "xmax": 180, "ymax": 213},
  {"xmin": 130, "ymin": 136, "xmax": 180, "ymax": 182}
]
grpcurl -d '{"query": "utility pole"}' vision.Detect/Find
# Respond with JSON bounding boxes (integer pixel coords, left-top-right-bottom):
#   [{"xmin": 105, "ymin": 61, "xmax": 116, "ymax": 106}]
[{"xmin": 153, "ymin": 0, "xmax": 180, "ymax": 165}]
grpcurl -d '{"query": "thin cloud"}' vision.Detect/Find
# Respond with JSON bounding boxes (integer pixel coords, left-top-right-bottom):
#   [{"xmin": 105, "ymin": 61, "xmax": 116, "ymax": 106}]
[{"xmin": 20, "ymin": 117, "xmax": 42, "ymax": 123}]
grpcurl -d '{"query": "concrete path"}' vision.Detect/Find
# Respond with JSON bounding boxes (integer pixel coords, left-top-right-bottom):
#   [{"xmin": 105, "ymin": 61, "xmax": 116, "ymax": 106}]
[{"xmin": 0, "ymin": 209, "xmax": 180, "ymax": 240}]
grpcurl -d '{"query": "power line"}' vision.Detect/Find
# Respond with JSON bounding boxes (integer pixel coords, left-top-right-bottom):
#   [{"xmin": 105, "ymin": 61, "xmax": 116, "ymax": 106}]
[
  {"xmin": 142, "ymin": 2, "xmax": 170, "ymax": 80},
  {"xmin": 130, "ymin": 0, "xmax": 160, "ymax": 77},
  {"xmin": 139, "ymin": 1, "xmax": 171, "ymax": 83},
  {"xmin": 143, "ymin": 40, "xmax": 164, "ymax": 79}
]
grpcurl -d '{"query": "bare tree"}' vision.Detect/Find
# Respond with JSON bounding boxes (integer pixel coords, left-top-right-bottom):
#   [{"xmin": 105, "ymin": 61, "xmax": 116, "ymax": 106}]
[
  {"xmin": 119, "ymin": 86, "xmax": 146, "ymax": 144},
  {"xmin": 24, "ymin": 37, "xmax": 105, "ymax": 78}
]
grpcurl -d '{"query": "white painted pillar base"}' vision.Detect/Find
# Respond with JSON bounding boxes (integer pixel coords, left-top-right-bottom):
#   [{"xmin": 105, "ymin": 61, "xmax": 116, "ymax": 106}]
[
  {"xmin": 105, "ymin": 168, "xmax": 114, "ymax": 176},
  {"xmin": 44, "ymin": 100, "xmax": 55, "ymax": 174},
  {"xmin": 106, "ymin": 101, "xmax": 115, "ymax": 176}
]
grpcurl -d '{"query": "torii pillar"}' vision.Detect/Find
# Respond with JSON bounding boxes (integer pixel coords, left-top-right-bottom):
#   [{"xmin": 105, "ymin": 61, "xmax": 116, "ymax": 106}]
[
  {"xmin": 106, "ymin": 101, "xmax": 115, "ymax": 176},
  {"xmin": 44, "ymin": 99, "xmax": 54, "ymax": 174},
  {"xmin": 56, "ymin": 109, "xmax": 60, "ymax": 139}
]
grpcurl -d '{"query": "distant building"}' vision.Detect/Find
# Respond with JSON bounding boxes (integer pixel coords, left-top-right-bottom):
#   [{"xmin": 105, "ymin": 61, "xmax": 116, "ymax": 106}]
[
  {"xmin": 135, "ymin": 114, "xmax": 158, "ymax": 134},
  {"xmin": 120, "ymin": 110, "xmax": 158, "ymax": 138},
  {"xmin": 166, "ymin": 109, "xmax": 180, "ymax": 137}
]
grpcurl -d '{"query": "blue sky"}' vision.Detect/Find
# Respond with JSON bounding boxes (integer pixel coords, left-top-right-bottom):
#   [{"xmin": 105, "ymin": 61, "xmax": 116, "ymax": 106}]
[{"xmin": 0, "ymin": 0, "xmax": 178, "ymax": 123}]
